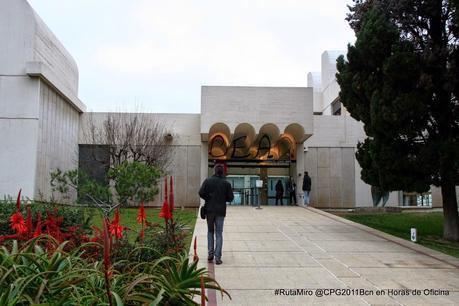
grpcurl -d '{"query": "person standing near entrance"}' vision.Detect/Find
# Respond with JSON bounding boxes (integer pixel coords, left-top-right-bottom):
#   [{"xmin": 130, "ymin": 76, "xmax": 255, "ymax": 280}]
[
  {"xmin": 286, "ymin": 176, "xmax": 296, "ymax": 205},
  {"xmin": 302, "ymin": 171, "xmax": 312, "ymax": 206},
  {"xmin": 199, "ymin": 164, "xmax": 234, "ymax": 265},
  {"xmin": 275, "ymin": 179, "xmax": 284, "ymax": 206}
]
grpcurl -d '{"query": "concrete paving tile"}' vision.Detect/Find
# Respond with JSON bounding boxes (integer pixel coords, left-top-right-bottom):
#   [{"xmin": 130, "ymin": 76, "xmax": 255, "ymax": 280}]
[
  {"xmin": 247, "ymin": 240, "xmax": 302, "ymax": 252},
  {"xmin": 251, "ymin": 251, "xmax": 319, "ymax": 267},
  {"xmin": 225, "ymin": 232, "xmax": 286, "ymax": 241},
  {"xmin": 316, "ymin": 258, "xmax": 360, "ymax": 278},
  {"xmin": 316, "ymin": 240, "xmax": 409, "ymax": 253}
]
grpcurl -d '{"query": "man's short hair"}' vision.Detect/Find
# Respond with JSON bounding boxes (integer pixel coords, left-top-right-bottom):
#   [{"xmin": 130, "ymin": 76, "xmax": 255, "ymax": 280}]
[
  {"xmin": 214, "ymin": 164, "xmax": 224, "ymax": 176},
  {"xmin": 304, "ymin": 171, "xmax": 308, "ymax": 175}
]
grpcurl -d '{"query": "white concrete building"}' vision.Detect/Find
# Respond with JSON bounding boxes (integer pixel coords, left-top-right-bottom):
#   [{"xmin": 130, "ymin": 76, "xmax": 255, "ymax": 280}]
[{"xmin": 0, "ymin": 0, "xmax": 444, "ymax": 208}]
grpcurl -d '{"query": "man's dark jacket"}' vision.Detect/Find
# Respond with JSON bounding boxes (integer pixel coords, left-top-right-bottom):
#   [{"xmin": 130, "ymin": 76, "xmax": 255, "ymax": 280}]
[
  {"xmin": 199, "ymin": 174, "xmax": 234, "ymax": 217},
  {"xmin": 302, "ymin": 175, "xmax": 311, "ymax": 191}
]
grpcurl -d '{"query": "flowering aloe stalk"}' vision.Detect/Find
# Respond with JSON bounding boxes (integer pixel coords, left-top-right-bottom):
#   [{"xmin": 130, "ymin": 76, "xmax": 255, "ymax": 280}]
[
  {"xmin": 137, "ymin": 202, "xmax": 146, "ymax": 240},
  {"xmin": 10, "ymin": 189, "xmax": 26, "ymax": 235},
  {"xmin": 110, "ymin": 208, "xmax": 124, "ymax": 239},
  {"xmin": 159, "ymin": 177, "xmax": 171, "ymax": 229},
  {"xmin": 103, "ymin": 216, "xmax": 113, "ymax": 306}
]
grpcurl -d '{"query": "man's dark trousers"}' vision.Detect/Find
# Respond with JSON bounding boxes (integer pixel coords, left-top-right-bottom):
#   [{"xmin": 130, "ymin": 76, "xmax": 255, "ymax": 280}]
[{"xmin": 206, "ymin": 213, "xmax": 224, "ymax": 260}]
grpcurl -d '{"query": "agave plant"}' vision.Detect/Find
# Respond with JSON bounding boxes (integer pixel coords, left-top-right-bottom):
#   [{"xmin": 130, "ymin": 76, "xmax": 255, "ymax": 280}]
[
  {"xmin": 0, "ymin": 237, "xmax": 98, "ymax": 305},
  {"xmin": 153, "ymin": 252, "xmax": 231, "ymax": 305},
  {"xmin": 0, "ymin": 237, "xmax": 229, "ymax": 306}
]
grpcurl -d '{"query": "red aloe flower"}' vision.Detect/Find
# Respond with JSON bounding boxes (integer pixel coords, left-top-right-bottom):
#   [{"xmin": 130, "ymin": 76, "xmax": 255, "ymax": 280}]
[
  {"xmin": 200, "ymin": 275, "xmax": 206, "ymax": 306},
  {"xmin": 159, "ymin": 199, "xmax": 171, "ymax": 220},
  {"xmin": 33, "ymin": 211, "xmax": 42, "ymax": 237},
  {"xmin": 137, "ymin": 202, "xmax": 146, "ymax": 239},
  {"xmin": 169, "ymin": 176, "xmax": 174, "ymax": 217},
  {"xmin": 10, "ymin": 189, "xmax": 26, "ymax": 235},
  {"xmin": 110, "ymin": 208, "xmax": 124, "ymax": 239},
  {"xmin": 137, "ymin": 202, "xmax": 146, "ymax": 224},
  {"xmin": 10, "ymin": 212, "xmax": 27, "ymax": 234}
]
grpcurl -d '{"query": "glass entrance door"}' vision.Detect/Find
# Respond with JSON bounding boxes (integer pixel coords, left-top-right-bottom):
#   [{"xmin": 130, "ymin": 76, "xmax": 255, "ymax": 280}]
[{"xmin": 227, "ymin": 175, "xmax": 260, "ymax": 205}]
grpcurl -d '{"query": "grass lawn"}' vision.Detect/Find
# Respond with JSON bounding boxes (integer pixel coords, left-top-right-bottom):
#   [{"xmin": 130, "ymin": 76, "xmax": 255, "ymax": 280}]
[
  {"xmin": 90, "ymin": 207, "xmax": 198, "ymax": 247},
  {"xmin": 343, "ymin": 212, "xmax": 459, "ymax": 259}
]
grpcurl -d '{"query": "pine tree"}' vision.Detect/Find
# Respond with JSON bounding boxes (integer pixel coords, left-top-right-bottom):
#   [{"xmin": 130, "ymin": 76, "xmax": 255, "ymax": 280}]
[{"xmin": 337, "ymin": 0, "xmax": 459, "ymax": 240}]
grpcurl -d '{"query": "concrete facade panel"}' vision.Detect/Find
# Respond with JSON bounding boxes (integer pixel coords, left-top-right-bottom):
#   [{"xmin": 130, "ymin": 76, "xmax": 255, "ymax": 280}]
[
  {"xmin": 169, "ymin": 146, "xmax": 187, "ymax": 206},
  {"xmin": 35, "ymin": 81, "xmax": 80, "ymax": 202},
  {"xmin": 354, "ymin": 160, "xmax": 372, "ymax": 207},
  {"xmin": 0, "ymin": 76, "xmax": 39, "ymax": 118},
  {"xmin": 317, "ymin": 148, "xmax": 330, "ymax": 168},
  {"xmin": 186, "ymin": 146, "xmax": 201, "ymax": 206},
  {"xmin": 317, "ymin": 186, "xmax": 331, "ymax": 207},
  {"xmin": 304, "ymin": 148, "xmax": 318, "ymax": 178},
  {"xmin": 329, "ymin": 177, "xmax": 342, "ymax": 207},
  {"xmin": 341, "ymin": 148, "xmax": 356, "ymax": 207},
  {"xmin": 79, "ymin": 113, "xmax": 201, "ymax": 146},
  {"xmin": 201, "ymin": 86, "xmax": 313, "ymax": 140},
  {"xmin": 0, "ymin": 119, "xmax": 39, "ymax": 199},
  {"xmin": 329, "ymin": 148, "xmax": 342, "ymax": 178},
  {"xmin": 306, "ymin": 115, "xmax": 366, "ymax": 148}
]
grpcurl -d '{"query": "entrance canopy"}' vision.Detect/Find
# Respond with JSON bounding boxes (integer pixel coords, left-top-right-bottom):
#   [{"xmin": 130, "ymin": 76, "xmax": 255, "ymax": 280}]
[{"xmin": 207, "ymin": 122, "xmax": 305, "ymax": 161}]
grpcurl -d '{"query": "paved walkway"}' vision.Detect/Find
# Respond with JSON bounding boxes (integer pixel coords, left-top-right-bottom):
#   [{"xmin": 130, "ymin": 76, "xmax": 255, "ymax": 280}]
[{"xmin": 192, "ymin": 206, "xmax": 459, "ymax": 305}]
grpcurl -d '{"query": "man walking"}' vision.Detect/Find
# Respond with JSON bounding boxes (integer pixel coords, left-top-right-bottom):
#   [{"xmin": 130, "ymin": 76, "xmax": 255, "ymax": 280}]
[
  {"xmin": 302, "ymin": 171, "xmax": 311, "ymax": 206},
  {"xmin": 199, "ymin": 164, "xmax": 234, "ymax": 265}
]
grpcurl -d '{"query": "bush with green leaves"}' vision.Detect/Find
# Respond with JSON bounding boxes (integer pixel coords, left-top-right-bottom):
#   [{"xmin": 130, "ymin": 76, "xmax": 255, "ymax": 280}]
[
  {"xmin": 51, "ymin": 161, "xmax": 161, "ymax": 206},
  {"xmin": 108, "ymin": 161, "xmax": 162, "ymax": 205},
  {"xmin": 50, "ymin": 168, "xmax": 111, "ymax": 204}
]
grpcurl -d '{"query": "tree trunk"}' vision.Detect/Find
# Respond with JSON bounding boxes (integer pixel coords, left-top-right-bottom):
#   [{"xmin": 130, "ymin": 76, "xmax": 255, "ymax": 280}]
[{"xmin": 441, "ymin": 180, "xmax": 459, "ymax": 241}]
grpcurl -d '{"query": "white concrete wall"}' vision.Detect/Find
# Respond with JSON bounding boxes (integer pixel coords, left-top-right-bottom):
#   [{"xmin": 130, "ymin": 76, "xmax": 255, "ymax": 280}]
[
  {"xmin": 306, "ymin": 115, "xmax": 402, "ymax": 207},
  {"xmin": 320, "ymin": 51, "xmax": 344, "ymax": 96},
  {"xmin": 307, "ymin": 72, "xmax": 323, "ymax": 113},
  {"xmin": 304, "ymin": 147, "xmax": 356, "ymax": 208},
  {"xmin": 35, "ymin": 81, "xmax": 80, "ymax": 202},
  {"xmin": 0, "ymin": 76, "xmax": 40, "ymax": 199},
  {"xmin": 79, "ymin": 113, "xmax": 201, "ymax": 146},
  {"xmin": 201, "ymin": 86, "xmax": 313, "ymax": 141},
  {"xmin": 321, "ymin": 81, "xmax": 341, "ymax": 115},
  {"xmin": 306, "ymin": 115, "xmax": 366, "ymax": 148},
  {"xmin": 0, "ymin": 0, "xmax": 84, "ymax": 201}
]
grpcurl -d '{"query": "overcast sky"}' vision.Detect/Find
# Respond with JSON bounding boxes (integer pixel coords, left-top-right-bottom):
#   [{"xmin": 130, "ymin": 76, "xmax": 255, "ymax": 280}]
[{"xmin": 28, "ymin": 0, "xmax": 355, "ymax": 113}]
